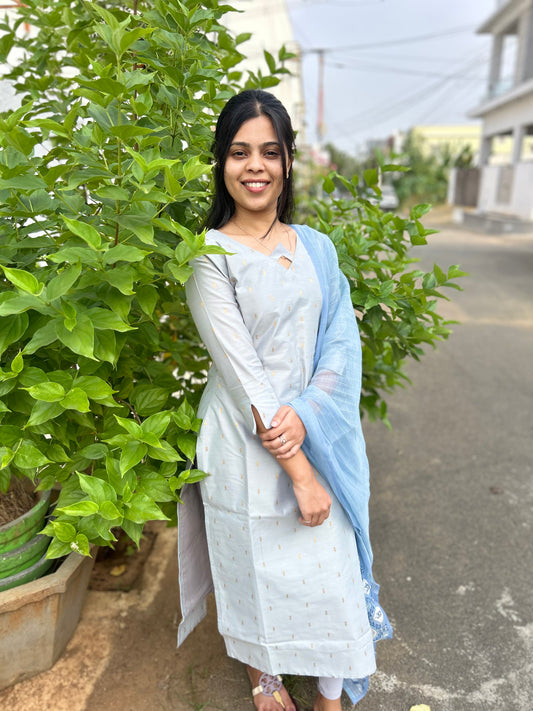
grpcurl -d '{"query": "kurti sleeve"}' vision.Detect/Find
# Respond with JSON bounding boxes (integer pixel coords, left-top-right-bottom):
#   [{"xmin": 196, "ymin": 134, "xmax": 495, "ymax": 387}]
[{"xmin": 185, "ymin": 252, "xmax": 281, "ymax": 433}]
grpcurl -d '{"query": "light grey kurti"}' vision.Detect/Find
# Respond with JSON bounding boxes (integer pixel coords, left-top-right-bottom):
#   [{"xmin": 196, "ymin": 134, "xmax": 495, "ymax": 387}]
[{"xmin": 183, "ymin": 227, "xmax": 375, "ymax": 679}]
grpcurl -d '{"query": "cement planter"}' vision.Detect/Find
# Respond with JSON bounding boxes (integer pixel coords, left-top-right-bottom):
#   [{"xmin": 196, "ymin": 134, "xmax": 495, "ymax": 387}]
[
  {"xmin": 0, "ymin": 489, "xmax": 53, "ymax": 592},
  {"xmin": 0, "ymin": 548, "xmax": 94, "ymax": 690}
]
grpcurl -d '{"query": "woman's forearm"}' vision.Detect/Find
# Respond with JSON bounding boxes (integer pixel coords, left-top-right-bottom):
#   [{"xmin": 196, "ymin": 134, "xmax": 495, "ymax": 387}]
[{"xmin": 252, "ymin": 406, "xmax": 314, "ymax": 485}]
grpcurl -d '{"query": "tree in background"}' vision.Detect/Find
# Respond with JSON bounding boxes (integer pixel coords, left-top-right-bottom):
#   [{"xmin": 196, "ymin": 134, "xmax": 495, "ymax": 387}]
[{"xmin": 392, "ymin": 130, "xmax": 474, "ymax": 208}]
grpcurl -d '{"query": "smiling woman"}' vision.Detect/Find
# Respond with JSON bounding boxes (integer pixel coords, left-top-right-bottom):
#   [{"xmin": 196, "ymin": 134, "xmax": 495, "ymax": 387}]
[{"xmin": 178, "ymin": 90, "xmax": 392, "ymax": 711}]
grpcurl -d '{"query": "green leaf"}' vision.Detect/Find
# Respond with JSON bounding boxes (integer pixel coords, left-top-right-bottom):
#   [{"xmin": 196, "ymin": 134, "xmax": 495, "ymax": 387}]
[
  {"xmin": 94, "ymin": 330, "xmax": 117, "ymax": 365},
  {"xmin": 74, "ymin": 376, "xmax": 116, "ymax": 404},
  {"xmin": 131, "ymin": 385, "xmax": 168, "ymax": 416},
  {"xmin": 11, "ymin": 352, "xmax": 23, "ymax": 374},
  {"xmin": 0, "ymin": 313, "xmax": 29, "ymax": 356},
  {"xmin": 23, "ymin": 321, "xmax": 58, "ymax": 355},
  {"xmin": 120, "ymin": 441, "xmax": 148, "ymax": 474},
  {"xmin": 14, "ymin": 443, "xmax": 51, "ymax": 469},
  {"xmin": 26, "ymin": 400, "xmax": 64, "ymax": 427},
  {"xmin": 62, "ymin": 216, "xmax": 101, "ymax": 249},
  {"xmin": 136, "ymin": 285, "xmax": 158, "ymax": 316},
  {"xmin": 178, "ymin": 468, "xmax": 206, "ymax": 485},
  {"xmin": 124, "ymin": 493, "xmax": 169, "ymax": 524},
  {"xmin": 147, "ymin": 440, "xmax": 182, "ymax": 463},
  {"xmin": 46, "ymin": 263, "xmax": 82, "ymax": 302},
  {"xmin": 166, "ymin": 262, "xmax": 194, "ymax": 284},
  {"xmin": 61, "ymin": 387, "xmax": 90, "ymax": 412},
  {"xmin": 363, "ymin": 168, "xmax": 378, "ymax": 187},
  {"xmin": 115, "ymin": 215, "xmax": 154, "ymax": 245},
  {"xmin": 56, "ymin": 500, "xmax": 99, "ymax": 517},
  {"xmin": 121, "ymin": 518, "xmax": 143, "ymax": 546},
  {"xmin": 0, "ymin": 292, "xmax": 44, "ymax": 317},
  {"xmin": 103, "ymin": 266, "xmax": 135, "ymax": 295},
  {"xmin": 183, "ymin": 156, "xmax": 209, "ymax": 183},
  {"xmin": 1, "ymin": 266, "xmax": 42, "ymax": 295},
  {"xmin": 142, "ymin": 411, "xmax": 171, "ymax": 439},
  {"xmin": 114, "ymin": 415, "xmax": 142, "ymax": 437},
  {"xmin": 176, "ymin": 432, "xmax": 197, "ymax": 462},
  {"xmin": 51, "ymin": 521, "xmax": 76, "ymax": 543},
  {"xmin": 323, "ymin": 175, "xmax": 335, "ymax": 194},
  {"xmin": 86, "ymin": 307, "xmax": 134, "ymax": 332},
  {"xmin": 26, "ymin": 381, "xmax": 66, "ymax": 402},
  {"xmin": 95, "ymin": 185, "xmax": 130, "ymax": 201},
  {"xmin": 410, "ymin": 203, "xmax": 432, "ymax": 220},
  {"xmin": 70, "ymin": 533, "xmax": 90, "ymax": 556},
  {"xmin": 47, "ymin": 444, "xmax": 71, "ymax": 462},
  {"xmin": 78, "ymin": 472, "xmax": 116, "ymax": 503},
  {"xmin": 174, "ymin": 399, "xmax": 195, "ymax": 430},
  {"xmin": 55, "ymin": 314, "xmax": 95, "ymax": 359},
  {"xmin": 79, "ymin": 443, "xmax": 108, "ymax": 460},
  {"xmin": 103, "ymin": 245, "xmax": 148, "ymax": 265},
  {"xmin": 99, "ymin": 500, "xmax": 122, "ymax": 520},
  {"xmin": 46, "ymin": 538, "xmax": 73, "ymax": 559},
  {"xmin": 264, "ymin": 49, "xmax": 276, "ymax": 74}
]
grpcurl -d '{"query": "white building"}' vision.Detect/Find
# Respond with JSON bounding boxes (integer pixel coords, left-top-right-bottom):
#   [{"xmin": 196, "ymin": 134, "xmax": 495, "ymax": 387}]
[
  {"xmin": 469, "ymin": 0, "xmax": 533, "ymax": 223},
  {"xmin": 222, "ymin": 0, "xmax": 306, "ymax": 144}
]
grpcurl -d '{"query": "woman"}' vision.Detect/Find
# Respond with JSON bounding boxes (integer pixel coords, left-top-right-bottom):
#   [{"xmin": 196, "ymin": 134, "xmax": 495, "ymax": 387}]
[{"xmin": 178, "ymin": 90, "xmax": 392, "ymax": 710}]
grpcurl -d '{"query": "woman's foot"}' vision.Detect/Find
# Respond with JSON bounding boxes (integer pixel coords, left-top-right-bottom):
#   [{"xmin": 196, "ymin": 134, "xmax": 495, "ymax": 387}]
[
  {"xmin": 312, "ymin": 690, "xmax": 342, "ymax": 711},
  {"xmin": 247, "ymin": 665, "xmax": 297, "ymax": 711}
]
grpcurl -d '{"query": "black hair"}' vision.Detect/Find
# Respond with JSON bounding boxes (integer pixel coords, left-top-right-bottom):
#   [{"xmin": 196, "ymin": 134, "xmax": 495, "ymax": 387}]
[{"xmin": 206, "ymin": 90, "xmax": 296, "ymax": 230}]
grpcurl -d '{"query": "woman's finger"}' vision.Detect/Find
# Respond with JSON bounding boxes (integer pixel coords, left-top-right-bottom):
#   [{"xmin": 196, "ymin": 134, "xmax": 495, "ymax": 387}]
[{"xmin": 276, "ymin": 443, "xmax": 301, "ymax": 460}]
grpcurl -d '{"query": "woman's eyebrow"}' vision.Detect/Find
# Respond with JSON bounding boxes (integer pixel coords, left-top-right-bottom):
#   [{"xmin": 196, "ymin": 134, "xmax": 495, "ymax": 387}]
[{"xmin": 229, "ymin": 141, "xmax": 280, "ymax": 148}]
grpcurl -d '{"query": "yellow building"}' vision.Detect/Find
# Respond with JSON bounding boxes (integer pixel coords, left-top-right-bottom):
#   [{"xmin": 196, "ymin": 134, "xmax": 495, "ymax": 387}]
[{"xmin": 408, "ymin": 124, "xmax": 482, "ymax": 160}]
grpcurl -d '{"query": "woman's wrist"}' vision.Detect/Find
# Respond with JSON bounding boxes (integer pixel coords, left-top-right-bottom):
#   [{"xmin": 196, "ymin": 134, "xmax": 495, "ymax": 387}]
[{"xmin": 282, "ymin": 450, "xmax": 315, "ymax": 485}]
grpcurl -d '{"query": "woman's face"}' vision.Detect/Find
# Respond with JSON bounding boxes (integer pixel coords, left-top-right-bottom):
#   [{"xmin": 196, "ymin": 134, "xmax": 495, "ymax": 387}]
[{"xmin": 223, "ymin": 114, "xmax": 290, "ymax": 220}]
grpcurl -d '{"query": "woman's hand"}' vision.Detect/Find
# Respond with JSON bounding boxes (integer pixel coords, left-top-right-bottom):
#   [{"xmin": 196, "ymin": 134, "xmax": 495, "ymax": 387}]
[
  {"xmin": 292, "ymin": 472, "xmax": 331, "ymax": 527},
  {"xmin": 260, "ymin": 405, "xmax": 306, "ymax": 459}
]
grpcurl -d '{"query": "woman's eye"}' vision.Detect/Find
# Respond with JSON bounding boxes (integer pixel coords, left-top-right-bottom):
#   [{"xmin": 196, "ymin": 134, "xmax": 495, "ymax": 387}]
[{"xmin": 265, "ymin": 151, "xmax": 280, "ymax": 158}]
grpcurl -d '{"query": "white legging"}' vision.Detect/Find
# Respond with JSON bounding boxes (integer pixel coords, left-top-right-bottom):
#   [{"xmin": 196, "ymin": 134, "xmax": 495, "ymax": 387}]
[{"xmin": 317, "ymin": 677, "xmax": 344, "ymax": 700}]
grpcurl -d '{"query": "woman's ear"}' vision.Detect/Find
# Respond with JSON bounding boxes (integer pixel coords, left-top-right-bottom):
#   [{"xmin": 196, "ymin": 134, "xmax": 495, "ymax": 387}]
[{"xmin": 286, "ymin": 158, "xmax": 293, "ymax": 179}]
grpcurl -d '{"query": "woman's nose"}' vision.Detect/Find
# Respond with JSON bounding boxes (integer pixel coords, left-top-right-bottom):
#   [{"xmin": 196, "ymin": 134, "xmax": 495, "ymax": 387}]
[{"xmin": 245, "ymin": 151, "xmax": 265, "ymax": 171}]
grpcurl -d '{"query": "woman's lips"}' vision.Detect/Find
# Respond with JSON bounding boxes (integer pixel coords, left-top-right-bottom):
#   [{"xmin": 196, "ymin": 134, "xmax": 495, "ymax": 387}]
[{"xmin": 242, "ymin": 181, "xmax": 269, "ymax": 193}]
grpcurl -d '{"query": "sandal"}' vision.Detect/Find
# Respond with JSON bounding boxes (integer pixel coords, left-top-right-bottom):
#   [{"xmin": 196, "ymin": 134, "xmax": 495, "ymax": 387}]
[{"xmin": 252, "ymin": 672, "xmax": 300, "ymax": 710}]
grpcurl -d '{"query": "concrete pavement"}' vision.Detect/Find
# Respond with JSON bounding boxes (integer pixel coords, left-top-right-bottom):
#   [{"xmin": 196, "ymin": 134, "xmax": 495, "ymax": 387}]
[{"xmin": 0, "ymin": 224, "xmax": 532, "ymax": 711}]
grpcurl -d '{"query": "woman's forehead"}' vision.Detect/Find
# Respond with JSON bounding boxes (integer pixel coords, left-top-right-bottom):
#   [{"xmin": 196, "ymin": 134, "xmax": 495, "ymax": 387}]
[{"xmin": 232, "ymin": 115, "xmax": 278, "ymax": 143}]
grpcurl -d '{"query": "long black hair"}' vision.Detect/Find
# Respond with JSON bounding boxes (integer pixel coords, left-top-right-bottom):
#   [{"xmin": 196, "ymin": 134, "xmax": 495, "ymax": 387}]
[{"xmin": 206, "ymin": 90, "xmax": 296, "ymax": 230}]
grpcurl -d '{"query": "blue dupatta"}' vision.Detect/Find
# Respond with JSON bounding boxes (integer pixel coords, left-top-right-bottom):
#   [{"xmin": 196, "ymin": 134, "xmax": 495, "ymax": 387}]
[{"xmin": 290, "ymin": 225, "xmax": 393, "ymax": 704}]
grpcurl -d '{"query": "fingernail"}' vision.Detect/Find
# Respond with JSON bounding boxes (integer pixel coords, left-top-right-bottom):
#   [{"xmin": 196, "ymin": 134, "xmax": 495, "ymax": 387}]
[{"xmin": 271, "ymin": 420, "xmax": 278, "ymax": 427}]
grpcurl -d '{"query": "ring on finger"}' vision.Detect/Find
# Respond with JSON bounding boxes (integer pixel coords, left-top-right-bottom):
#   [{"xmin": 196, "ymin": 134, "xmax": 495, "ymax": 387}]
[{"xmin": 279, "ymin": 434, "xmax": 287, "ymax": 445}]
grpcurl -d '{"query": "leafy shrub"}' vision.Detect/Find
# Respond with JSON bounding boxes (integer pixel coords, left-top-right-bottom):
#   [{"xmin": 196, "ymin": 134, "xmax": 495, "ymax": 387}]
[{"xmin": 297, "ymin": 168, "xmax": 465, "ymax": 423}]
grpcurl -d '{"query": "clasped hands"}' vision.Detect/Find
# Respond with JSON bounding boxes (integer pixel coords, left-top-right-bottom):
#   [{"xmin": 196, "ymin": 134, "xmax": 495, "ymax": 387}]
[
  {"xmin": 259, "ymin": 405, "xmax": 331, "ymax": 527},
  {"xmin": 259, "ymin": 405, "xmax": 306, "ymax": 459}
]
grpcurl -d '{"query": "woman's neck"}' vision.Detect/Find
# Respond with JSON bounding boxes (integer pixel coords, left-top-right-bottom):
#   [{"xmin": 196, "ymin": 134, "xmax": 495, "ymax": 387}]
[{"xmin": 227, "ymin": 210, "xmax": 280, "ymax": 239}]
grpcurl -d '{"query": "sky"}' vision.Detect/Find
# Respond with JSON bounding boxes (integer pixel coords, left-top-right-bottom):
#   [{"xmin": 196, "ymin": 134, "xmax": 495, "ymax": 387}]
[{"xmin": 285, "ymin": 0, "xmax": 495, "ymax": 154}]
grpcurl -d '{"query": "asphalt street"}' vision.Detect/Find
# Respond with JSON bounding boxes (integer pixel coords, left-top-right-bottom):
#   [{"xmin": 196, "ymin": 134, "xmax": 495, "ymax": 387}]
[{"xmin": 359, "ymin": 225, "xmax": 533, "ymax": 711}]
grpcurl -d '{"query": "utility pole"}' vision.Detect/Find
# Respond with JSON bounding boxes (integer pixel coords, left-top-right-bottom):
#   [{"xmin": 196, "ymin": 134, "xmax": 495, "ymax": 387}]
[{"xmin": 317, "ymin": 48, "xmax": 325, "ymax": 145}]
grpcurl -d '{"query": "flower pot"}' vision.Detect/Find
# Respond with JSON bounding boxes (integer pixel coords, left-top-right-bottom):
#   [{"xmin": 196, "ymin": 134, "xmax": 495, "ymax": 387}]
[
  {"xmin": 0, "ymin": 489, "xmax": 52, "ymax": 589},
  {"xmin": 0, "ymin": 549, "xmax": 94, "ymax": 690},
  {"xmin": 0, "ymin": 534, "xmax": 52, "ymax": 590},
  {"xmin": 0, "ymin": 488, "xmax": 51, "ymax": 554}
]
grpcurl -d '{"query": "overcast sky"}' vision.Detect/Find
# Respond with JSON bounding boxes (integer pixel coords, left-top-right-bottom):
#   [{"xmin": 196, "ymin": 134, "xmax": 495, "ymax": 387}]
[{"xmin": 286, "ymin": 0, "xmax": 495, "ymax": 154}]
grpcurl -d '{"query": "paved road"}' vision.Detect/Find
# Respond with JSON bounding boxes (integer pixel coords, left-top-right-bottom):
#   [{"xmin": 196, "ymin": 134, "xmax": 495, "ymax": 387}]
[
  {"xmin": 359, "ymin": 226, "xmax": 533, "ymax": 711},
  {"xmin": 1, "ymin": 226, "xmax": 531, "ymax": 711}
]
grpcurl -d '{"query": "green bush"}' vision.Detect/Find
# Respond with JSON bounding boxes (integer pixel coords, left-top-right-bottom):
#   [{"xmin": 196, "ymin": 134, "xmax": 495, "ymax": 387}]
[
  {"xmin": 0, "ymin": 0, "xmax": 463, "ymax": 556},
  {"xmin": 297, "ymin": 169, "xmax": 465, "ymax": 423}
]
